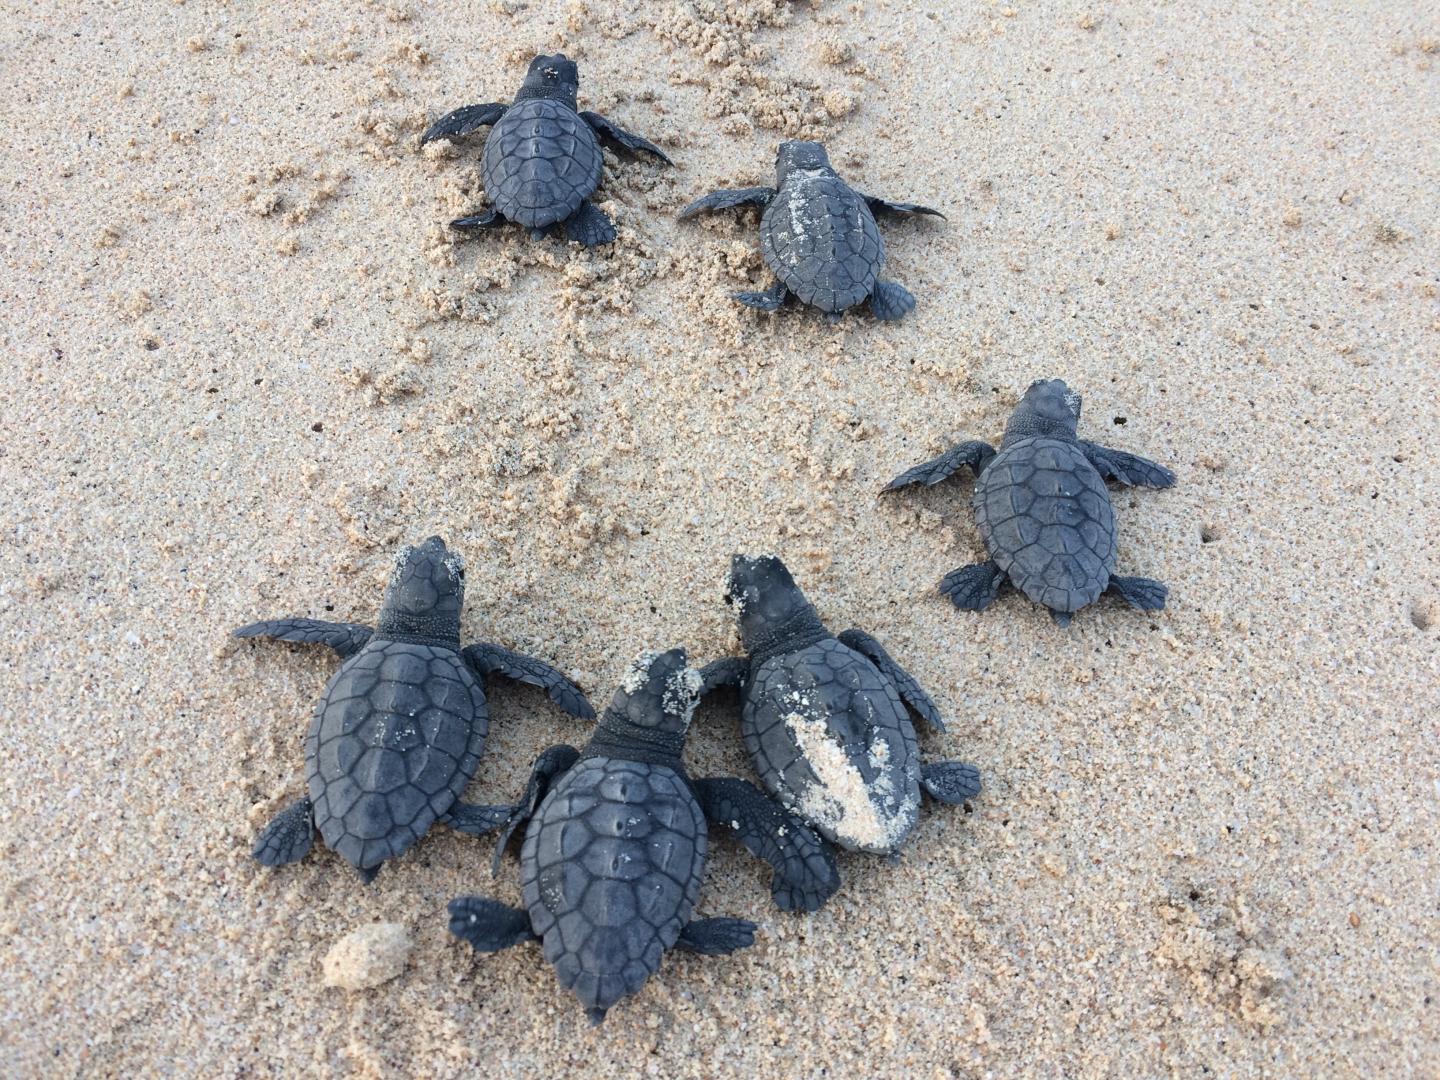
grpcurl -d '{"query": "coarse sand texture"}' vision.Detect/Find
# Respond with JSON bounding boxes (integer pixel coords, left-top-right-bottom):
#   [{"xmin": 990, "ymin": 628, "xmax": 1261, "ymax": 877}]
[{"xmin": 2, "ymin": 1, "xmax": 1438, "ymax": 1076}]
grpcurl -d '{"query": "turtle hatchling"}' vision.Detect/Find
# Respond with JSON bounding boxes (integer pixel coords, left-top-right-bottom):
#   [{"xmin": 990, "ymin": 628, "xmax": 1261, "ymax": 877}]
[
  {"xmin": 420, "ymin": 53, "xmax": 671, "ymax": 247},
  {"xmin": 235, "ymin": 536, "xmax": 594, "ymax": 883},
  {"xmin": 884, "ymin": 378, "xmax": 1176, "ymax": 625},
  {"xmin": 449, "ymin": 648, "xmax": 838, "ymax": 1024},
  {"xmin": 699, "ymin": 555, "xmax": 981, "ymax": 863},
  {"xmin": 678, "ymin": 140, "xmax": 943, "ymax": 322}
]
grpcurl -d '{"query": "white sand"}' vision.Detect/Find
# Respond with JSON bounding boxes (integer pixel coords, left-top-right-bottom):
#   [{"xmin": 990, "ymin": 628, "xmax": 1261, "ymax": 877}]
[{"xmin": 2, "ymin": 1, "xmax": 1437, "ymax": 1075}]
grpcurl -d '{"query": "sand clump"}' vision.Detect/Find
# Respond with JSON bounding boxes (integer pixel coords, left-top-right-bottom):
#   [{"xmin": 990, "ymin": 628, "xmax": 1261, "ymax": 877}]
[{"xmin": 321, "ymin": 923, "xmax": 414, "ymax": 991}]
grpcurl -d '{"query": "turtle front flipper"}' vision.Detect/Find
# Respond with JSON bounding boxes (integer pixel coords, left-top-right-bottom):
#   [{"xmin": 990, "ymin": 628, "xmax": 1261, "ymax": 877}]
[
  {"xmin": 1107, "ymin": 575, "xmax": 1168, "ymax": 612},
  {"xmin": 676, "ymin": 917, "xmax": 757, "ymax": 955},
  {"xmin": 447, "ymin": 897, "xmax": 537, "ymax": 952},
  {"xmin": 420, "ymin": 102, "xmax": 508, "ymax": 145},
  {"xmin": 462, "ymin": 643, "xmax": 595, "ymax": 719},
  {"xmin": 563, "ymin": 200, "xmax": 617, "ymax": 247},
  {"xmin": 869, "ymin": 281, "xmax": 916, "ymax": 322},
  {"xmin": 490, "ymin": 744, "xmax": 581, "ymax": 874},
  {"xmin": 859, "ymin": 193, "xmax": 946, "ymax": 219},
  {"xmin": 233, "ymin": 618, "xmax": 373, "ymax": 659},
  {"xmin": 733, "ymin": 279, "xmax": 788, "ymax": 312},
  {"xmin": 939, "ymin": 560, "xmax": 1007, "ymax": 612},
  {"xmin": 882, "ymin": 440, "xmax": 996, "ymax": 491},
  {"xmin": 677, "ymin": 187, "xmax": 777, "ymax": 219},
  {"xmin": 693, "ymin": 777, "xmax": 841, "ymax": 913},
  {"xmin": 920, "ymin": 761, "xmax": 982, "ymax": 805},
  {"xmin": 1078, "ymin": 440, "xmax": 1177, "ymax": 489},
  {"xmin": 837, "ymin": 628, "xmax": 944, "ymax": 733},
  {"xmin": 441, "ymin": 802, "xmax": 514, "ymax": 837},
  {"xmin": 252, "ymin": 796, "xmax": 315, "ymax": 866},
  {"xmin": 579, "ymin": 110, "xmax": 673, "ymax": 164}
]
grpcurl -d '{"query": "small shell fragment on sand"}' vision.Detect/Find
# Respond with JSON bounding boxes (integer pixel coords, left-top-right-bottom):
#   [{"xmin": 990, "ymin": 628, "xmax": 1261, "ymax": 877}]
[{"xmin": 321, "ymin": 922, "xmax": 413, "ymax": 991}]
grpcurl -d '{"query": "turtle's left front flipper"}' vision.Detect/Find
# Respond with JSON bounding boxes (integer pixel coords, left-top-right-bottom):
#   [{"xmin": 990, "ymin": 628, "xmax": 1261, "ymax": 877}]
[
  {"xmin": 860, "ymin": 194, "xmax": 946, "ymax": 219},
  {"xmin": 420, "ymin": 103, "xmax": 508, "ymax": 145},
  {"xmin": 490, "ymin": 744, "xmax": 581, "ymax": 874},
  {"xmin": 579, "ymin": 111, "xmax": 673, "ymax": 165},
  {"xmin": 693, "ymin": 777, "xmax": 840, "ymax": 912},
  {"xmin": 1078, "ymin": 440, "xmax": 1176, "ymax": 489},
  {"xmin": 463, "ymin": 643, "xmax": 595, "ymax": 719},
  {"xmin": 233, "ymin": 619, "xmax": 373, "ymax": 659},
  {"xmin": 838, "ymin": 628, "xmax": 945, "ymax": 733}
]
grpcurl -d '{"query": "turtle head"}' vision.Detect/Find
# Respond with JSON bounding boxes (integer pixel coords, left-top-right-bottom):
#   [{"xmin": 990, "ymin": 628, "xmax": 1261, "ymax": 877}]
[
  {"xmin": 725, "ymin": 553, "xmax": 818, "ymax": 652},
  {"xmin": 518, "ymin": 53, "xmax": 580, "ymax": 106},
  {"xmin": 604, "ymin": 648, "xmax": 701, "ymax": 736},
  {"xmin": 376, "ymin": 536, "xmax": 465, "ymax": 645},
  {"xmin": 1003, "ymin": 378, "xmax": 1082, "ymax": 444},
  {"xmin": 775, "ymin": 140, "xmax": 833, "ymax": 183}
]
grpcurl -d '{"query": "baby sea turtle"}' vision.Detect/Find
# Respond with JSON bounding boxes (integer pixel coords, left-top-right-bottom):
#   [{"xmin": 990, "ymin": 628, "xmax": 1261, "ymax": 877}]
[
  {"xmin": 420, "ymin": 53, "xmax": 671, "ymax": 247},
  {"xmin": 699, "ymin": 556, "xmax": 981, "ymax": 861},
  {"xmin": 449, "ymin": 648, "xmax": 838, "ymax": 1024},
  {"xmin": 678, "ymin": 140, "xmax": 942, "ymax": 322},
  {"xmin": 884, "ymin": 378, "xmax": 1175, "ymax": 625},
  {"xmin": 236, "ymin": 536, "xmax": 594, "ymax": 882}
]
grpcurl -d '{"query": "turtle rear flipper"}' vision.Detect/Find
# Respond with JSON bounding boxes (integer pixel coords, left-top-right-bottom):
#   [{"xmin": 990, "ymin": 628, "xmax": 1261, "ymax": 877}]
[
  {"xmin": 693, "ymin": 776, "xmax": 841, "ymax": 913},
  {"xmin": 421, "ymin": 102, "xmax": 508, "ymax": 145},
  {"xmin": 1108, "ymin": 575, "xmax": 1168, "ymax": 611},
  {"xmin": 448, "ymin": 897, "xmax": 536, "ymax": 952},
  {"xmin": 733, "ymin": 280, "xmax": 788, "ymax": 312},
  {"xmin": 921, "ymin": 761, "xmax": 982, "ymax": 805},
  {"xmin": 252, "ymin": 796, "xmax": 314, "ymax": 866},
  {"xmin": 233, "ymin": 619, "xmax": 373, "ymax": 659},
  {"xmin": 676, "ymin": 917, "xmax": 757, "ymax": 955},
  {"xmin": 939, "ymin": 561, "xmax": 1007, "ymax": 611},
  {"xmin": 451, "ymin": 209, "xmax": 505, "ymax": 231},
  {"xmin": 870, "ymin": 280, "xmax": 915, "ymax": 321},
  {"xmin": 563, "ymin": 201, "xmax": 617, "ymax": 247}
]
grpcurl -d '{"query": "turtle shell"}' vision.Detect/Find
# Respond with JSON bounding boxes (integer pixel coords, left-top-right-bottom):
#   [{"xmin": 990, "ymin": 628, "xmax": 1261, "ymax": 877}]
[
  {"xmin": 305, "ymin": 640, "xmax": 486, "ymax": 872},
  {"xmin": 974, "ymin": 437, "xmax": 1118, "ymax": 613},
  {"xmin": 519, "ymin": 757, "xmax": 705, "ymax": 1016},
  {"xmin": 742, "ymin": 638, "xmax": 921, "ymax": 854},
  {"xmin": 482, "ymin": 98, "xmax": 603, "ymax": 229},
  {"xmin": 759, "ymin": 174, "xmax": 884, "ymax": 313}
]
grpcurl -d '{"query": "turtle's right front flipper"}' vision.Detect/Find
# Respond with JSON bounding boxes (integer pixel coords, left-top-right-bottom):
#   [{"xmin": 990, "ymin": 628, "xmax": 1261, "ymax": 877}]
[
  {"xmin": 420, "ymin": 103, "xmax": 508, "ymax": 145},
  {"xmin": 678, "ymin": 187, "xmax": 777, "ymax": 219},
  {"xmin": 693, "ymin": 777, "xmax": 840, "ymax": 912},
  {"xmin": 233, "ymin": 618, "xmax": 373, "ymax": 659},
  {"xmin": 490, "ymin": 744, "xmax": 581, "ymax": 874},
  {"xmin": 882, "ymin": 440, "xmax": 996, "ymax": 492},
  {"xmin": 463, "ymin": 643, "xmax": 595, "ymax": 719},
  {"xmin": 697, "ymin": 657, "xmax": 748, "ymax": 698}
]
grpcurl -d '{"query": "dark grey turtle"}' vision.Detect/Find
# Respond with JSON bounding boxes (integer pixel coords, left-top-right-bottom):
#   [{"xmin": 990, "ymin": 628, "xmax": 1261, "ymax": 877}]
[
  {"xmin": 420, "ymin": 53, "xmax": 671, "ymax": 247},
  {"xmin": 235, "ymin": 536, "xmax": 594, "ymax": 882},
  {"xmin": 700, "ymin": 555, "xmax": 981, "ymax": 862},
  {"xmin": 448, "ymin": 648, "xmax": 838, "ymax": 1024},
  {"xmin": 884, "ymin": 378, "xmax": 1176, "ymax": 625},
  {"xmin": 678, "ymin": 140, "xmax": 942, "ymax": 322}
]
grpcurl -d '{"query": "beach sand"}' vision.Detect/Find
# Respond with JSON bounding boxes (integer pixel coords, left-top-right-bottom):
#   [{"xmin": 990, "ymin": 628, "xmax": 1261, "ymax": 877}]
[{"xmin": 2, "ymin": 1, "xmax": 1437, "ymax": 1075}]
